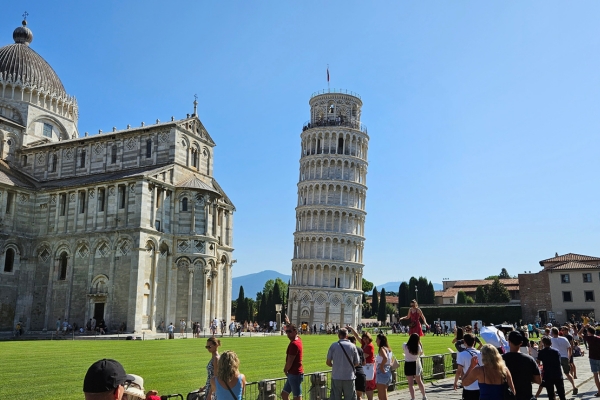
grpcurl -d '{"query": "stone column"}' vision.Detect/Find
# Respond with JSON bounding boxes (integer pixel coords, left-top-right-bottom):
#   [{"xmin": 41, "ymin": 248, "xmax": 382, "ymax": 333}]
[
  {"xmin": 325, "ymin": 302, "xmax": 330, "ymax": 327},
  {"xmin": 187, "ymin": 265, "xmax": 194, "ymax": 326},
  {"xmin": 43, "ymin": 258, "xmax": 58, "ymax": 330},
  {"xmin": 340, "ymin": 303, "xmax": 345, "ymax": 326},
  {"xmin": 150, "ymin": 247, "xmax": 159, "ymax": 330},
  {"xmin": 190, "ymin": 200, "xmax": 196, "ymax": 234}
]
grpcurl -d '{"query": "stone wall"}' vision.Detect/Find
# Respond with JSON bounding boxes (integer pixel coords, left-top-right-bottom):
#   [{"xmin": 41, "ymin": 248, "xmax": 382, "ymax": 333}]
[{"xmin": 519, "ymin": 271, "xmax": 551, "ymax": 323}]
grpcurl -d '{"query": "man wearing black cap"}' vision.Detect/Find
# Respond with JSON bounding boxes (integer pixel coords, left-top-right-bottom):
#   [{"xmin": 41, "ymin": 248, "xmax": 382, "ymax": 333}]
[
  {"xmin": 502, "ymin": 331, "xmax": 541, "ymax": 400},
  {"xmin": 83, "ymin": 358, "xmax": 132, "ymax": 400}
]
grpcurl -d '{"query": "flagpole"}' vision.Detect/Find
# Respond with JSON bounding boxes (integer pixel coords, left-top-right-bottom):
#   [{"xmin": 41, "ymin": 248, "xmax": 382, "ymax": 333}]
[{"xmin": 327, "ymin": 64, "xmax": 330, "ymax": 90}]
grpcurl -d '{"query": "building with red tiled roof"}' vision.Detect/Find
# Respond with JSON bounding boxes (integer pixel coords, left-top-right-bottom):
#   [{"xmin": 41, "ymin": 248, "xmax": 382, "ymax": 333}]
[{"xmin": 435, "ymin": 279, "xmax": 520, "ymax": 304}]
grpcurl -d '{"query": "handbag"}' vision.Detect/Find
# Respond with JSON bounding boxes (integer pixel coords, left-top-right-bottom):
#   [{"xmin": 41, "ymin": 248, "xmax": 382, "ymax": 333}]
[
  {"xmin": 363, "ymin": 363, "xmax": 375, "ymax": 380},
  {"xmin": 502, "ymin": 373, "xmax": 515, "ymax": 400},
  {"xmin": 390, "ymin": 357, "xmax": 400, "ymax": 371}
]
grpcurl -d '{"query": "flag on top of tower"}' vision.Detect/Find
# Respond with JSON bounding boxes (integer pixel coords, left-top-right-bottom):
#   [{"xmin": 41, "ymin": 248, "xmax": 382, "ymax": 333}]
[{"xmin": 327, "ymin": 65, "xmax": 330, "ymax": 82}]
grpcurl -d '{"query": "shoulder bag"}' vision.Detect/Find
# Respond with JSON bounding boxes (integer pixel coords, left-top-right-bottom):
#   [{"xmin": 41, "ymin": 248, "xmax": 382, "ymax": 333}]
[{"xmin": 338, "ymin": 341, "xmax": 356, "ymax": 369}]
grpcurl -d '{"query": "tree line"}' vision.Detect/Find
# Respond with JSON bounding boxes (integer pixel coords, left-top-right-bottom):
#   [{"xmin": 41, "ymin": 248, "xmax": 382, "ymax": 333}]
[{"xmin": 233, "ymin": 278, "xmax": 288, "ymax": 323}]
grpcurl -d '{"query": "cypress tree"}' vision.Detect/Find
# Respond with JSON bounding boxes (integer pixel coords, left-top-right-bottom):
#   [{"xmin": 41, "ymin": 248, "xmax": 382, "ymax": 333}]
[
  {"xmin": 372, "ymin": 287, "xmax": 379, "ymax": 317},
  {"xmin": 378, "ymin": 288, "xmax": 387, "ymax": 322},
  {"xmin": 235, "ymin": 286, "xmax": 247, "ymax": 322},
  {"xmin": 398, "ymin": 282, "xmax": 410, "ymax": 307}
]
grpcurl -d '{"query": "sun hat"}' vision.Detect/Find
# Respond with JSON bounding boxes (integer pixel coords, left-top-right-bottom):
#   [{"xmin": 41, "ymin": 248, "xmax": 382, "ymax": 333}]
[
  {"xmin": 83, "ymin": 359, "xmax": 131, "ymax": 393},
  {"xmin": 123, "ymin": 374, "xmax": 146, "ymax": 399}
]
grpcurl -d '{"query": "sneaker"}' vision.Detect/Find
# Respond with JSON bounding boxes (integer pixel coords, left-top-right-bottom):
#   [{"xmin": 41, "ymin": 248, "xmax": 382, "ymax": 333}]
[
  {"xmin": 423, "ymin": 397, "xmax": 428, "ymax": 400},
  {"xmin": 573, "ymin": 388, "xmax": 578, "ymax": 395}
]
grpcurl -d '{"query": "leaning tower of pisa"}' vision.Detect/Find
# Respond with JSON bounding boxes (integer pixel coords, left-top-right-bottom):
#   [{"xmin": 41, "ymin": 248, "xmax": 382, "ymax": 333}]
[{"xmin": 288, "ymin": 89, "xmax": 369, "ymax": 329}]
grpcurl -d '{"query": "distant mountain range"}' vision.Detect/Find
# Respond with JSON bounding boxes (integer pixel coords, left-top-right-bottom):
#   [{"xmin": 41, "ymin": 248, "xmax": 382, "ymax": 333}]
[
  {"xmin": 232, "ymin": 271, "xmax": 443, "ymax": 298},
  {"xmin": 232, "ymin": 270, "xmax": 291, "ymax": 298}
]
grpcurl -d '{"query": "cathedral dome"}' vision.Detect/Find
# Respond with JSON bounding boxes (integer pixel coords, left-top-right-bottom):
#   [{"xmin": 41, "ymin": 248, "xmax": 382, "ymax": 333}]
[{"xmin": 0, "ymin": 20, "xmax": 67, "ymax": 97}]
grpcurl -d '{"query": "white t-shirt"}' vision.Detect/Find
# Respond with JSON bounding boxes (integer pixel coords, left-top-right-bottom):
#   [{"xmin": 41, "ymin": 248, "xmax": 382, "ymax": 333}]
[
  {"xmin": 456, "ymin": 348, "xmax": 482, "ymax": 391},
  {"xmin": 551, "ymin": 336, "xmax": 571, "ymax": 358},
  {"xmin": 402, "ymin": 343, "xmax": 423, "ymax": 362}
]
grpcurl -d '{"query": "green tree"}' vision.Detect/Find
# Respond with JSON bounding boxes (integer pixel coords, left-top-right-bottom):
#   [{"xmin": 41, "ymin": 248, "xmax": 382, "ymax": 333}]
[
  {"xmin": 408, "ymin": 277, "xmax": 419, "ymax": 303},
  {"xmin": 457, "ymin": 291, "xmax": 467, "ymax": 304},
  {"xmin": 487, "ymin": 278, "xmax": 511, "ymax": 303},
  {"xmin": 362, "ymin": 302, "xmax": 372, "ymax": 318},
  {"xmin": 385, "ymin": 303, "xmax": 397, "ymax": 317},
  {"xmin": 362, "ymin": 278, "xmax": 374, "ymax": 293},
  {"xmin": 398, "ymin": 282, "xmax": 410, "ymax": 307},
  {"xmin": 235, "ymin": 286, "xmax": 247, "ymax": 322},
  {"xmin": 475, "ymin": 285, "xmax": 489, "ymax": 303},
  {"xmin": 427, "ymin": 282, "xmax": 435, "ymax": 304},
  {"xmin": 372, "ymin": 287, "xmax": 379, "ymax": 317},
  {"xmin": 498, "ymin": 268, "xmax": 511, "ymax": 279},
  {"xmin": 378, "ymin": 288, "xmax": 387, "ymax": 322},
  {"xmin": 465, "ymin": 296, "xmax": 475, "ymax": 304},
  {"xmin": 247, "ymin": 298, "xmax": 255, "ymax": 321},
  {"xmin": 262, "ymin": 278, "xmax": 288, "ymax": 303}
]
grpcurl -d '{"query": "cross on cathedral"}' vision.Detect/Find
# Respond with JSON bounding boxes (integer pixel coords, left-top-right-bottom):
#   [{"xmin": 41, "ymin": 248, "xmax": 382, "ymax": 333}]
[
  {"xmin": 22, "ymin": 11, "xmax": 29, "ymax": 20},
  {"xmin": 194, "ymin": 94, "xmax": 198, "ymax": 101}
]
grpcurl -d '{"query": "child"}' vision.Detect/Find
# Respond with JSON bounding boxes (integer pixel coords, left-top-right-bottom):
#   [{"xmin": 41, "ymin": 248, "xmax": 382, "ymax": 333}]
[
  {"xmin": 573, "ymin": 341, "xmax": 584, "ymax": 357},
  {"xmin": 403, "ymin": 333, "xmax": 427, "ymax": 400}
]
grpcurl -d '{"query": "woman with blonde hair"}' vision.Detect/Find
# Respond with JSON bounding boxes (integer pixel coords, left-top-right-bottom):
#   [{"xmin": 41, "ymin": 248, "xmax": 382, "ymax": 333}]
[
  {"xmin": 462, "ymin": 344, "xmax": 515, "ymax": 400},
  {"xmin": 215, "ymin": 350, "xmax": 246, "ymax": 400}
]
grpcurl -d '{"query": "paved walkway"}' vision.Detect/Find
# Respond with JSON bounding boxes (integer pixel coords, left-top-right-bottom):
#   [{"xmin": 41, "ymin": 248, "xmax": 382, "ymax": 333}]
[{"xmin": 387, "ymin": 355, "xmax": 598, "ymax": 400}]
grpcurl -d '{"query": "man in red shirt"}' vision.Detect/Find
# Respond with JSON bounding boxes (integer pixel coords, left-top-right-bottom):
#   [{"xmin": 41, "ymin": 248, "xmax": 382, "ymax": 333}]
[
  {"xmin": 282, "ymin": 321, "xmax": 304, "ymax": 400},
  {"xmin": 579, "ymin": 324, "xmax": 600, "ymax": 396}
]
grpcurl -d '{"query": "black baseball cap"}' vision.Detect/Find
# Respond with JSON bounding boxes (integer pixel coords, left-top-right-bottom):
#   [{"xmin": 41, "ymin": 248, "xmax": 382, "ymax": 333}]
[
  {"xmin": 507, "ymin": 331, "xmax": 524, "ymax": 346},
  {"xmin": 83, "ymin": 359, "xmax": 130, "ymax": 393}
]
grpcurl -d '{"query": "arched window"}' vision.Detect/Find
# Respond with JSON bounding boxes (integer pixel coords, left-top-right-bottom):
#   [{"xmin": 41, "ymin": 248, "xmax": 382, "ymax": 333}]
[
  {"xmin": 181, "ymin": 197, "xmax": 188, "ymax": 212},
  {"xmin": 59, "ymin": 252, "xmax": 68, "ymax": 280},
  {"xmin": 4, "ymin": 248, "xmax": 14, "ymax": 272},
  {"xmin": 192, "ymin": 150, "xmax": 198, "ymax": 169},
  {"xmin": 337, "ymin": 137, "xmax": 344, "ymax": 154}
]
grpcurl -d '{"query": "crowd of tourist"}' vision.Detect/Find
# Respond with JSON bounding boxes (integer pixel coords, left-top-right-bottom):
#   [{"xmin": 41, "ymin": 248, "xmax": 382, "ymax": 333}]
[{"xmin": 81, "ymin": 302, "xmax": 600, "ymax": 400}]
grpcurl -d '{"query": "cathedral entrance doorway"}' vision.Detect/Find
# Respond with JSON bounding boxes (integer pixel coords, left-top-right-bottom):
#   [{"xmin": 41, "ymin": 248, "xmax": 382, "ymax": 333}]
[{"xmin": 94, "ymin": 303, "xmax": 105, "ymax": 322}]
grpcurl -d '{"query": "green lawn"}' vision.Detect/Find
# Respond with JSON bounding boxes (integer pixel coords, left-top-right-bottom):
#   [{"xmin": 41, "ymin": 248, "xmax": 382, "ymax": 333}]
[{"xmin": 0, "ymin": 333, "xmax": 457, "ymax": 400}]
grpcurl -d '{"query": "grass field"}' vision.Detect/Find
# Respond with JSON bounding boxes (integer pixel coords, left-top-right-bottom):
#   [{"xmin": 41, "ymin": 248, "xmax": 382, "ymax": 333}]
[{"xmin": 0, "ymin": 333, "xmax": 458, "ymax": 400}]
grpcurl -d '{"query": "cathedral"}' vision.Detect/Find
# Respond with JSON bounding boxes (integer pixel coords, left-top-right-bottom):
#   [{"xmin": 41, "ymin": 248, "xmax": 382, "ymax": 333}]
[{"xmin": 0, "ymin": 19, "xmax": 235, "ymax": 333}]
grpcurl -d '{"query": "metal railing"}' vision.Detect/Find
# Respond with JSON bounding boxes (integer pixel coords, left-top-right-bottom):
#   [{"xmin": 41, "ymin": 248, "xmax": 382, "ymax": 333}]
[
  {"xmin": 311, "ymin": 89, "xmax": 361, "ymax": 99},
  {"xmin": 303, "ymin": 120, "xmax": 367, "ymax": 133},
  {"xmin": 242, "ymin": 353, "xmax": 457, "ymax": 400}
]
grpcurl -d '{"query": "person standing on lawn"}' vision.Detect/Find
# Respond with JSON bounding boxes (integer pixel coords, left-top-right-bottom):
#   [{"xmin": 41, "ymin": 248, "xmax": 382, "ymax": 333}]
[
  {"xmin": 502, "ymin": 331, "xmax": 541, "ymax": 400},
  {"xmin": 578, "ymin": 324, "xmax": 600, "ymax": 396},
  {"xmin": 282, "ymin": 320, "xmax": 304, "ymax": 400},
  {"xmin": 327, "ymin": 328, "xmax": 359, "ymax": 400}
]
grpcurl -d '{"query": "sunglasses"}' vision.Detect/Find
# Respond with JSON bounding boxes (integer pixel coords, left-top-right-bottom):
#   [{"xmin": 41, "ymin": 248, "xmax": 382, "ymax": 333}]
[{"xmin": 205, "ymin": 345, "xmax": 212, "ymax": 349}]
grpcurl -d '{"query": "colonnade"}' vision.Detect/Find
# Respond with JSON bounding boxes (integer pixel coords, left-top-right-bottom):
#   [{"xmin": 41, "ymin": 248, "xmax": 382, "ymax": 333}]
[
  {"xmin": 297, "ymin": 184, "xmax": 366, "ymax": 209},
  {"xmin": 299, "ymin": 159, "xmax": 367, "ymax": 185},
  {"xmin": 293, "ymin": 236, "xmax": 364, "ymax": 263},
  {"xmin": 295, "ymin": 209, "xmax": 365, "ymax": 236}
]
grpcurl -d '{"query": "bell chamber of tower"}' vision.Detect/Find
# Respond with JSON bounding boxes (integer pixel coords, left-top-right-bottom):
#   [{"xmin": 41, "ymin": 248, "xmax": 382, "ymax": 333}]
[{"xmin": 288, "ymin": 90, "xmax": 369, "ymax": 329}]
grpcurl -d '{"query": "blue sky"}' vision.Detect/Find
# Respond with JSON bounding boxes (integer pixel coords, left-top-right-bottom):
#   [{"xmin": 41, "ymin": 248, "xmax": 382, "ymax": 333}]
[{"xmin": 3, "ymin": 2, "xmax": 600, "ymax": 286}]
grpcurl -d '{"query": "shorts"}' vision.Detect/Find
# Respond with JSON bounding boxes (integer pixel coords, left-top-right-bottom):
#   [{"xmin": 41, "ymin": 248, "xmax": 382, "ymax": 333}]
[
  {"xmin": 560, "ymin": 357, "xmax": 570, "ymax": 374},
  {"xmin": 405, "ymin": 361, "xmax": 417, "ymax": 376},
  {"xmin": 462, "ymin": 389, "xmax": 480, "ymax": 400},
  {"xmin": 282, "ymin": 373, "xmax": 304, "ymax": 397},
  {"xmin": 376, "ymin": 368, "xmax": 392, "ymax": 385},
  {"xmin": 365, "ymin": 377, "xmax": 376, "ymax": 391},
  {"xmin": 355, "ymin": 373, "xmax": 366, "ymax": 392},
  {"xmin": 590, "ymin": 358, "xmax": 600, "ymax": 373}
]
